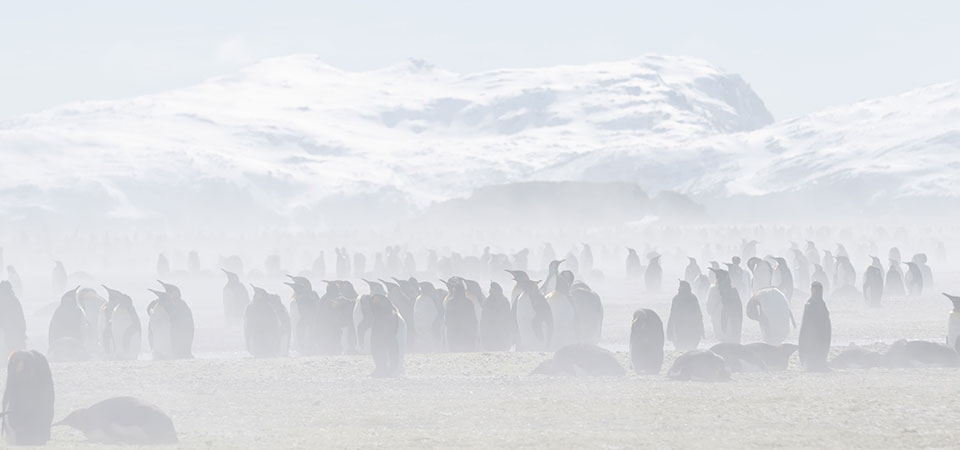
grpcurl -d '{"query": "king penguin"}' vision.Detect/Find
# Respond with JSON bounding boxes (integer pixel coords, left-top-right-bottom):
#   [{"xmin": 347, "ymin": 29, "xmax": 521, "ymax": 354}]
[
  {"xmin": 943, "ymin": 293, "xmax": 960, "ymax": 352},
  {"xmin": 480, "ymin": 282, "xmax": 516, "ymax": 351},
  {"xmin": 99, "ymin": 286, "xmax": 142, "ymax": 360},
  {"xmin": 245, "ymin": 285, "xmax": 291, "ymax": 358},
  {"xmin": 630, "ymin": 309, "xmax": 665, "ymax": 375},
  {"xmin": 545, "ymin": 272, "xmax": 577, "ymax": 350},
  {"xmin": 442, "ymin": 278, "xmax": 478, "ymax": 352},
  {"xmin": 48, "ymin": 286, "xmax": 90, "ymax": 361},
  {"xmin": 745, "ymin": 288, "xmax": 795, "ymax": 345},
  {"xmin": 413, "ymin": 281, "xmax": 445, "ymax": 352},
  {"xmin": 286, "ymin": 275, "xmax": 320, "ymax": 356},
  {"xmin": 706, "ymin": 268, "xmax": 742, "ymax": 344},
  {"xmin": 645, "ymin": 253, "xmax": 663, "ymax": 293},
  {"xmin": 2, "ymin": 351, "xmax": 55, "ymax": 445},
  {"xmin": 540, "ymin": 260, "xmax": 565, "ymax": 296},
  {"xmin": 147, "ymin": 281, "xmax": 194, "ymax": 360},
  {"xmin": 513, "ymin": 275, "xmax": 553, "ymax": 351},
  {"xmin": 812, "ymin": 264, "xmax": 831, "ymax": 296},
  {"xmin": 666, "ymin": 280, "xmax": 704, "ymax": 352},
  {"xmin": 0, "ymin": 281, "xmax": 27, "ymax": 359},
  {"xmin": 684, "ymin": 257, "xmax": 702, "ymax": 284},
  {"xmin": 626, "ymin": 249, "xmax": 643, "ymax": 280},
  {"xmin": 904, "ymin": 261, "xmax": 924, "ymax": 297},
  {"xmin": 569, "ymin": 275, "xmax": 604, "ymax": 345},
  {"xmin": 798, "ymin": 282, "xmax": 831, "ymax": 371},
  {"xmin": 862, "ymin": 256, "xmax": 884, "ymax": 307},
  {"xmin": 369, "ymin": 294, "xmax": 406, "ymax": 377},
  {"xmin": 54, "ymin": 397, "xmax": 177, "ymax": 444},
  {"xmin": 221, "ymin": 269, "xmax": 250, "ymax": 327},
  {"xmin": 885, "ymin": 259, "xmax": 906, "ymax": 297}
]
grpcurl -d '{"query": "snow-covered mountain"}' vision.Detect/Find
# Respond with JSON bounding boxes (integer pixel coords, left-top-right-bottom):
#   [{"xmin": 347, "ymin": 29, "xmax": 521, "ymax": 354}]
[{"xmin": 0, "ymin": 54, "xmax": 956, "ymax": 230}]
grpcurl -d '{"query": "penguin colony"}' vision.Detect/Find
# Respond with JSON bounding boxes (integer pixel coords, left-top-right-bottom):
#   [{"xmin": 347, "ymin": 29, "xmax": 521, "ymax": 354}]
[{"xmin": 0, "ymin": 239, "xmax": 958, "ymax": 445}]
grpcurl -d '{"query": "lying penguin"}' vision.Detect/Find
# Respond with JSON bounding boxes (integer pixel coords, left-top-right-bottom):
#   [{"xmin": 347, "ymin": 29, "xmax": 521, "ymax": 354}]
[
  {"xmin": 709, "ymin": 343, "xmax": 767, "ymax": 372},
  {"xmin": 54, "ymin": 396, "xmax": 178, "ymax": 444},
  {"xmin": 667, "ymin": 350, "xmax": 730, "ymax": 381},
  {"xmin": 531, "ymin": 344, "xmax": 625, "ymax": 377}
]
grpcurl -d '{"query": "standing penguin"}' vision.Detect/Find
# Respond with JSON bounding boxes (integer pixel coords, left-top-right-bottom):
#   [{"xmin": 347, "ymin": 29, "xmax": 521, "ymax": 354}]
[
  {"xmin": 798, "ymin": 282, "xmax": 831, "ymax": 371},
  {"xmin": 645, "ymin": 253, "xmax": 662, "ymax": 293},
  {"xmin": 625, "ymin": 249, "xmax": 643, "ymax": 280},
  {"xmin": 862, "ymin": 257, "xmax": 885, "ymax": 307},
  {"xmin": 0, "ymin": 281, "xmax": 26, "ymax": 358},
  {"xmin": 369, "ymin": 294, "xmax": 406, "ymax": 377},
  {"xmin": 442, "ymin": 278, "xmax": 478, "ymax": 352},
  {"xmin": 156, "ymin": 254, "xmax": 170, "ymax": 278},
  {"xmin": 52, "ymin": 261, "xmax": 67, "ymax": 296},
  {"xmin": 630, "ymin": 309, "xmax": 665, "ymax": 375},
  {"xmin": 726, "ymin": 257, "xmax": 751, "ymax": 302},
  {"xmin": 221, "ymin": 269, "xmax": 250, "ymax": 327},
  {"xmin": 706, "ymin": 269, "xmax": 742, "ymax": 344},
  {"xmin": 812, "ymin": 264, "xmax": 831, "ymax": 296},
  {"xmin": 747, "ymin": 257, "xmax": 773, "ymax": 290},
  {"xmin": 99, "ymin": 286, "xmax": 142, "ymax": 360},
  {"xmin": 513, "ymin": 276, "xmax": 553, "ymax": 351},
  {"xmin": 147, "ymin": 281, "xmax": 194, "ymax": 360},
  {"xmin": 684, "ymin": 258, "xmax": 702, "ymax": 284},
  {"xmin": 545, "ymin": 273, "xmax": 577, "ymax": 350},
  {"xmin": 791, "ymin": 250, "xmax": 810, "ymax": 294},
  {"xmin": 834, "ymin": 255, "xmax": 857, "ymax": 291},
  {"xmin": 746, "ymin": 288, "xmax": 795, "ymax": 345},
  {"xmin": 580, "ymin": 244, "xmax": 594, "ymax": 276},
  {"xmin": 943, "ymin": 293, "xmax": 960, "ymax": 352},
  {"xmin": 540, "ymin": 260, "xmax": 565, "ymax": 296},
  {"xmin": 245, "ymin": 285, "xmax": 291, "ymax": 358},
  {"xmin": 53, "ymin": 397, "xmax": 177, "ymax": 444},
  {"xmin": 413, "ymin": 282, "xmax": 445, "ymax": 352},
  {"xmin": 772, "ymin": 257, "xmax": 794, "ymax": 301},
  {"xmin": 2, "ymin": 351, "xmax": 55, "ymax": 445},
  {"xmin": 913, "ymin": 253, "xmax": 934, "ymax": 289},
  {"xmin": 885, "ymin": 259, "xmax": 906, "ymax": 297},
  {"xmin": 904, "ymin": 262, "xmax": 924, "ymax": 297},
  {"xmin": 666, "ymin": 280, "xmax": 704, "ymax": 352},
  {"xmin": 569, "ymin": 276, "xmax": 604, "ymax": 346},
  {"xmin": 479, "ymin": 282, "xmax": 516, "ymax": 351},
  {"xmin": 48, "ymin": 286, "xmax": 90, "ymax": 361},
  {"xmin": 286, "ymin": 276, "xmax": 320, "ymax": 356}
]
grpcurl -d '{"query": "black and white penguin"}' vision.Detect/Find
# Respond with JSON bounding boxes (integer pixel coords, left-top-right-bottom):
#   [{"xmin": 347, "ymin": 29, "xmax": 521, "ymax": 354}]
[
  {"xmin": 540, "ymin": 260, "xmax": 565, "ymax": 296},
  {"xmin": 245, "ymin": 285, "xmax": 291, "ymax": 358},
  {"xmin": 912, "ymin": 253, "xmax": 933, "ymax": 290},
  {"xmin": 48, "ymin": 286, "xmax": 90, "ymax": 361},
  {"xmin": 156, "ymin": 254, "xmax": 170, "ymax": 278},
  {"xmin": 812, "ymin": 264, "xmax": 831, "ymax": 296},
  {"xmin": 625, "ymin": 249, "xmax": 643, "ymax": 280},
  {"xmin": 805, "ymin": 241, "xmax": 820, "ymax": 273},
  {"xmin": 862, "ymin": 257, "xmax": 884, "ymax": 307},
  {"xmin": 790, "ymin": 250, "xmax": 810, "ymax": 294},
  {"xmin": 741, "ymin": 239, "xmax": 759, "ymax": 262},
  {"xmin": 513, "ymin": 276, "xmax": 552, "ymax": 351},
  {"xmin": 884, "ymin": 340, "xmax": 960, "ymax": 368},
  {"xmin": 706, "ymin": 268, "xmax": 742, "ymax": 344},
  {"xmin": 726, "ymin": 257, "xmax": 751, "ymax": 301},
  {"xmin": 943, "ymin": 293, "xmax": 960, "ymax": 352},
  {"xmin": 286, "ymin": 275, "xmax": 320, "ymax": 356},
  {"xmin": 52, "ymin": 261, "xmax": 67, "ymax": 296},
  {"xmin": 325, "ymin": 281, "xmax": 357, "ymax": 355},
  {"xmin": 77, "ymin": 288, "xmax": 106, "ymax": 355},
  {"xmin": 221, "ymin": 269, "xmax": 250, "ymax": 327},
  {"xmin": 771, "ymin": 257, "xmax": 794, "ymax": 301},
  {"xmin": 369, "ymin": 294, "xmax": 406, "ymax": 377},
  {"xmin": 531, "ymin": 344, "xmax": 625, "ymax": 377},
  {"xmin": 630, "ymin": 309, "xmax": 664, "ymax": 375},
  {"xmin": 545, "ymin": 272, "xmax": 577, "ymax": 350},
  {"xmin": 443, "ymin": 278, "xmax": 478, "ymax": 352},
  {"xmin": 798, "ymin": 282, "xmax": 831, "ymax": 371},
  {"xmin": 884, "ymin": 259, "xmax": 906, "ymax": 297},
  {"xmin": 829, "ymin": 346, "xmax": 886, "ymax": 369},
  {"xmin": 821, "ymin": 250, "xmax": 836, "ymax": 283},
  {"xmin": 413, "ymin": 282, "xmax": 445, "ymax": 352},
  {"xmin": 147, "ymin": 281, "xmax": 194, "ymax": 360},
  {"xmin": 0, "ymin": 281, "xmax": 26, "ymax": 358},
  {"xmin": 747, "ymin": 257, "xmax": 773, "ymax": 290},
  {"xmin": 569, "ymin": 277, "xmax": 604, "ymax": 345},
  {"xmin": 580, "ymin": 244, "xmax": 594, "ymax": 276},
  {"xmin": 667, "ymin": 350, "xmax": 730, "ymax": 381},
  {"xmin": 99, "ymin": 286, "xmax": 142, "ymax": 361},
  {"xmin": 683, "ymin": 257, "xmax": 702, "ymax": 284},
  {"xmin": 744, "ymin": 343, "xmax": 798, "ymax": 371},
  {"xmin": 666, "ymin": 280, "xmax": 703, "ymax": 352},
  {"xmin": 745, "ymin": 288, "xmax": 795, "ymax": 345},
  {"xmin": 709, "ymin": 343, "xmax": 767, "ymax": 372},
  {"xmin": 834, "ymin": 255, "xmax": 857, "ymax": 291},
  {"xmin": 54, "ymin": 397, "xmax": 177, "ymax": 444},
  {"xmin": 904, "ymin": 261, "xmax": 924, "ymax": 297},
  {"xmin": 2, "ymin": 350, "xmax": 55, "ymax": 445},
  {"xmin": 381, "ymin": 279, "xmax": 416, "ymax": 346},
  {"xmin": 644, "ymin": 253, "xmax": 662, "ymax": 293},
  {"xmin": 479, "ymin": 282, "xmax": 515, "ymax": 351}
]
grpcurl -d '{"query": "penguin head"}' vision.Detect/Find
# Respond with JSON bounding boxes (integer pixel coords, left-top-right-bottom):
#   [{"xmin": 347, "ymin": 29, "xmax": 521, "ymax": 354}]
[
  {"xmin": 943, "ymin": 293, "xmax": 960, "ymax": 312},
  {"xmin": 363, "ymin": 279, "xmax": 385, "ymax": 296},
  {"xmin": 810, "ymin": 281, "xmax": 824, "ymax": 298},
  {"xmin": 687, "ymin": 257, "xmax": 697, "ymax": 265},
  {"xmin": 678, "ymin": 280, "xmax": 692, "ymax": 293},
  {"xmin": 157, "ymin": 281, "xmax": 181, "ymax": 299},
  {"xmin": 53, "ymin": 406, "xmax": 96, "ymax": 432},
  {"xmin": 548, "ymin": 260, "xmax": 565, "ymax": 272},
  {"xmin": 101, "ymin": 285, "xmax": 132, "ymax": 305},
  {"xmin": 60, "ymin": 286, "xmax": 81, "ymax": 305},
  {"xmin": 221, "ymin": 268, "xmax": 240, "ymax": 283},
  {"xmin": 505, "ymin": 270, "xmax": 529, "ymax": 282},
  {"xmin": 869, "ymin": 256, "xmax": 882, "ymax": 268},
  {"xmin": 912, "ymin": 253, "xmax": 928, "ymax": 264},
  {"xmin": 731, "ymin": 256, "xmax": 741, "ymax": 266},
  {"xmin": 418, "ymin": 282, "xmax": 437, "ymax": 295},
  {"xmin": 285, "ymin": 275, "xmax": 312, "ymax": 291},
  {"xmin": 489, "ymin": 282, "xmax": 504, "ymax": 297},
  {"xmin": 250, "ymin": 284, "xmax": 269, "ymax": 300}
]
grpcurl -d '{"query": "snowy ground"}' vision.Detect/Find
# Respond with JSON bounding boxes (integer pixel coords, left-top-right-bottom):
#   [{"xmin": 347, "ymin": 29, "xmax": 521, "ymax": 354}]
[{"xmin": 6, "ymin": 272, "xmax": 960, "ymax": 449}]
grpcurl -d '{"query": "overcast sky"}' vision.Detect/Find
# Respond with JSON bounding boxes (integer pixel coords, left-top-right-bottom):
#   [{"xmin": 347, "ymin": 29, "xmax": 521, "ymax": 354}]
[{"xmin": 1, "ymin": 1, "xmax": 958, "ymax": 121}]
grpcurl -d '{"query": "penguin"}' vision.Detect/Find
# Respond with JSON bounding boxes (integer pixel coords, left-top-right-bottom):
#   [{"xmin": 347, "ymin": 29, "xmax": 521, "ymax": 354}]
[
  {"xmin": 625, "ymin": 249, "xmax": 643, "ymax": 280},
  {"xmin": 512, "ymin": 274, "xmax": 552, "ymax": 351},
  {"xmin": 580, "ymin": 244, "xmax": 594, "ymax": 276},
  {"xmin": 629, "ymin": 309, "xmax": 664, "ymax": 375},
  {"xmin": 563, "ymin": 251, "xmax": 580, "ymax": 277},
  {"xmin": 798, "ymin": 281, "xmax": 831, "ymax": 371},
  {"xmin": 805, "ymin": 241, "xmax": 820, "ymax": 273},
  {"xmin": 540, "ymin": 260, "xmax": 565, "ymax": 296},
  {"xmin": 829, "ymin": 346, "xmax": 885, "ymax": 370},
  {"xmin": 683, "ymin": 258, "xmax": 702, "ymax": 284},
  {"xmin": 790, "ymin": 250, "xmax": 810, "ymax": 294},
  {"xmin": 811, "ymin": 264, "xmax": 830, "ymax": 296},
  {"xmin": 479, "ymin": 282, "xmax": 515, "ymax": 351},
  {"xmin": 147, "ymin": 281, "xmax": 194, "ymax": 360},
  {"xmin": 6, "ymin": 266, "xmax": 22, "ymax": 298},
  {"xmin": 726, "ymin": 257, "xmax": 751, "ymax": 301},
  {"xmin": 54, "ymin": 397, "xmax": 177, "ymax": 444},
  {"xmin": 747, "ymin": 257, "xmax": 773, "ymax": 290},
  {"xmin": 942, "ymin": 293, "xmax": 960, "ymax": 352},
  {"xmin": 48, "ymin": 286, "xmax": 90, "ymax": 361},
  {"xmin": 540, "ymin": 243, "xmax": 556, "ymax": 274},
  {"xmin": 644, "ymin": 253, "xmax": 662, "ymax": 293},
  {"xmin": 862, "ymin": 257, "xmax": 884, "ymax": 307},
  {"xmin": 286, "ymin": 275, "xmax": 320, "ymax": 356},
  {"xmin": 0, "ymin": 281, "xmax": 27, "ymax": 359},
  {"xmin": 741, "ymin": 239, "xmax": 758, "ymax": 262},
  {"xmin": 569, "ymin": 277, "xmax": 604, "ymax": 346},
  {"xmin": 884, "ymin": 340, "xmax": 960, "ymax": 368},
  {"xmin": 245, "ymin": 285, "xmax": 291, "ymax": 358},
  {"xmin": 442, "ymin": 278, "xmax": 478, "ymax": 352},
  {"xmin": 545, "ymin": 272, "xmax": 577, "ymax": 350},
  {"xmin": 709, "ymin": 343, "xmax": 767, "ymax": 372},
  {"xmin": 665, "ymin": 280, "xmax": 704, "ymax": 352},
  {"xmin": 76, "ymin": 288, "xmax": 106, "ymax": 355},
  {"xmin": 325, "ymin": 281, "xmax": 357, "ymax": 355},
  {"xmin": 156, "ymin": 254, "xmax": 170, "ymax": 278},
  {"xmin": 822, "ymin": 250, "xmax": 836, "ymax": 283},
  {"xmin": 705, "ymin": 268, "xmax": 742, "ymax": 344},
  {"xmin": 834, "ymin": 255, "xmax": 856, "ymax": 291},
  {"xmin": 99, "ymin": 286, "xmax": 142, "ymax": 361},
  {"xmin": 221, "ymin": 269, "xmax": 250, "ymax": 327},
  {"xmin": 889, "ymin": 247, "xmax": 902, "ymax": 266},
  {"xmin": 413, "ymin": 282, "xmax": 445, "ymax": 352},
  {"xmin": 369, "ymin": 294, "xmax": 406, "ymax": 377},
  {"xmin": 745, "ymin": 288, "xmax": 795, "ymax": 345},
  {"xmin": 771, "ymin": 257, "xmax": 794, "ymax": 301},
  {"xmin": 461, "ymin": 278, "xmax": 485, "ymax": 322},
  {"xmin": 2, "ymin": 351, "xmax": 55, "ymax": 445},
  {"xmin": 884, "ymin": 260, "xmax": 906, "ymax": 297},
  {"xmin": 667, "ymin": 350, "xmax": 730, "ymax": 381},
  {"xmin": 912, "ymin": 253, "xmax": 934, "ymax": 290},
  {"xmin": 531, "ymin": 344, "xmax": 625, "ymax": 377},
  {"xmin": 904, "ymin": 261, "xmax": 923, "ymax": 297},
  {"xmin": 353, "ymin": 280, "xmax": 386, "ymax": 354},
  {"xmin": 52, "ymin": 261, "xmax": 67, "ymax": 296},
  {"xmin": 382, "ymin": 279, "xmax": 416, "ymax": 344},
  {"xmin": 744, "ymin": 343, "xmax": 798, "ymax": 371}
]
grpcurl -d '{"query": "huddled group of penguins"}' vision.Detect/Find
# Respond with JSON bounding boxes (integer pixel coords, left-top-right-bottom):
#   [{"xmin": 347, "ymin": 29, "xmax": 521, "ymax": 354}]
[{"xmin": 1, "ymin": 240, "xmax": 959, "ymax": 446}]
